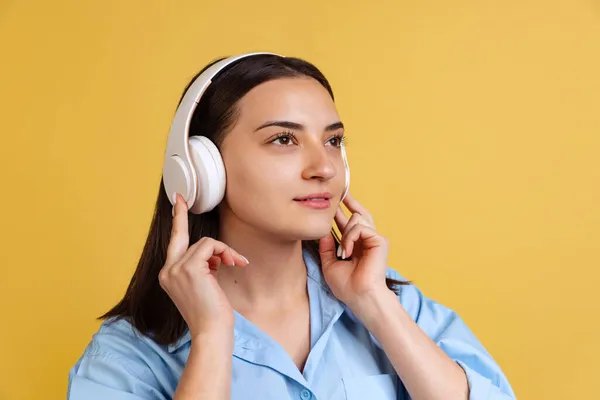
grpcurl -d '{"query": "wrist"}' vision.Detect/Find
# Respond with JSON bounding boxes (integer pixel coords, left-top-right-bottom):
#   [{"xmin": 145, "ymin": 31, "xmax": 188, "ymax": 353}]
[
  {"xmin": 191, "ymin": 326, "xmax": 234, "ymax": 348},
  {"xmin": 348, "ymin": 287, "xmax": 399, "ymax": 331}
]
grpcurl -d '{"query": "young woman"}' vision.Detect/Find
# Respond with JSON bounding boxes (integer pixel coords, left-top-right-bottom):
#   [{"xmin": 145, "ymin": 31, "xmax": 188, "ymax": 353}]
[{"xmin": 67, "ymin": 53, "xmax": 516, "ymax": 400}]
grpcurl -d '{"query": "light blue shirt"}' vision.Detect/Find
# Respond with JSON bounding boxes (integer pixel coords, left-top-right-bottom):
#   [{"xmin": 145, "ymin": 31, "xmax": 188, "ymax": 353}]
[{"xmin": 68, "ymin": 249, "xmax": 516, "ymax": 399}]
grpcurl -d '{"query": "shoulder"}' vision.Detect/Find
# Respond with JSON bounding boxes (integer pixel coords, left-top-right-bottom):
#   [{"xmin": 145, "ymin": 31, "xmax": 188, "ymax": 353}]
[
  {"xmin": 84, "ymin": 317, "xmax": 161, "ymax": 356},
  {"xmin": 385, "ymin": 268, "xmax": 516, "ymax": 398},
  {"xmin": 385, "ymin": 267, "xmax": 465, "ymax": 338},
  {"xmin": 68, "ymin": 317, "xmax": 177, "ymax": 399},
  {"xmin": 385, "ymin": 266, "xmax": 437, "ymax": 310},
  {"xmin": 70, "ymin": 317, "xmax": 170, "ymax": 381}
]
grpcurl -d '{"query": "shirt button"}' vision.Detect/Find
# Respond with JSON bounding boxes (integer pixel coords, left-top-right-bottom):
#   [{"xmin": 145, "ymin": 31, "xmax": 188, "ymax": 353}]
[{"xmin": 300, "ymin": 389, "xmax": 311, "ymax": 400}]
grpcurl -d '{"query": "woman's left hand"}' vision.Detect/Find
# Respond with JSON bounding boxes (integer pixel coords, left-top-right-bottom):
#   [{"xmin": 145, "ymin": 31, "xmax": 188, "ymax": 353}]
[{"xmin": 318, "ymin": 191, "xmax": 390, "ymax": 309}]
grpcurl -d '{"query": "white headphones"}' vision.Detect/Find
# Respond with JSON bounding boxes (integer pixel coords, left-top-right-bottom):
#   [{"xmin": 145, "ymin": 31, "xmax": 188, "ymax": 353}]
[{"xmin": 162, "ymin": 52, "xmax": 350, "ymax": 214}]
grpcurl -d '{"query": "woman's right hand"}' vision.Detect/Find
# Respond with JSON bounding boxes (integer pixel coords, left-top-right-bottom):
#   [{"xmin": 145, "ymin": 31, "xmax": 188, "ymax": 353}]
[{"xmin": 159, "ymin": 193, "xmax": 249, "ymax": 338}]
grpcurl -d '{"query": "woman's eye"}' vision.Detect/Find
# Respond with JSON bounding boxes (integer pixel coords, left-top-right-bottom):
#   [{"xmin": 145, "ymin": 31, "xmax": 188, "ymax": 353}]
[
  {"xmin": 327, "ymin": 135, "xmax": 345, "ymax": 147},
  {"xmin": 271, "ymin": 132, "xmax": 297, "ymax": 146},
  {"xmin": 274, "ymin": 136, "xmax": 292, "ymax": 145}
]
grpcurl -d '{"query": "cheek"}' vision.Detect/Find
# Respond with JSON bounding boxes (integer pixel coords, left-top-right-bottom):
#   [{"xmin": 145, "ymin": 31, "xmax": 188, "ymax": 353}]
[{"xmin": 225, "ymin": 156, "xmax": 296, "ymax": 206}]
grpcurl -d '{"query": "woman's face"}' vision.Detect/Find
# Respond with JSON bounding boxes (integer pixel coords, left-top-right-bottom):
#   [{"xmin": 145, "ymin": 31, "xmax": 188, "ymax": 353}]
[{"xmin": 219, "ymin": 77, "xmax": 346, "ymax": 241}]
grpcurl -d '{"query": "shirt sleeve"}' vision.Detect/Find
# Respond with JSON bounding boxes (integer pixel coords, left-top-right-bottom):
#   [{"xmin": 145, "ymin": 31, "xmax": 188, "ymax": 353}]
[
  {"xmin": 386, "ymin": 268, "xmax": 517, "ymax": 400},
  {"xmin": 67, "ymin": 321, "xmax": 168, "ymax": 400}
]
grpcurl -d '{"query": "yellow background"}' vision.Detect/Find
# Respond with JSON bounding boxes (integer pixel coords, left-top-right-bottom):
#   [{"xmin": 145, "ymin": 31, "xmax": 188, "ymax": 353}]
[{"xmin": 1, "ymin": 0, "xmax": 599, "ymax": 399}]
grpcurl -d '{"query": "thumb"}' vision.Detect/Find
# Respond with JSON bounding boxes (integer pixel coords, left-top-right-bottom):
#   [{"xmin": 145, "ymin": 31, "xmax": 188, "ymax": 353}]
[{"xmin": 318, "ymin": 233, "xmax": 338, "ymax": 269}]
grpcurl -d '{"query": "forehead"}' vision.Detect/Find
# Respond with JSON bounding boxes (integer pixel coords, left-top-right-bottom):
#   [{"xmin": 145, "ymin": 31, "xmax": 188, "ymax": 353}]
[{"xmin": 235, "ymin": 77, "xmax": 339, "ymax": 125}]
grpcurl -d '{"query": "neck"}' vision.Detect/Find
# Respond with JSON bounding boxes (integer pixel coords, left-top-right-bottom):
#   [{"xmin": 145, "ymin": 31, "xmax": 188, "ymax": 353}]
[{"xmin": 216, "ymin": 211, "xmax": 308, "ymax": 312}]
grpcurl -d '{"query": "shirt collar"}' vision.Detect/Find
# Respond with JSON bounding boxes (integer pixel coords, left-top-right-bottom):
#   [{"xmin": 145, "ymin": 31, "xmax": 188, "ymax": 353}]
[{"xmin": 167, "ymin": 246, "xmax": 341, "ymax": 353}]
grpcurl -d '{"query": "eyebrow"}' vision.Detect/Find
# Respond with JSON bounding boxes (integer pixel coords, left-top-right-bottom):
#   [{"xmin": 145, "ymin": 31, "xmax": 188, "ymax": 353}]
[{"xmin": 254, "ymin": 120, "xmax": 344, "ymax": 132}]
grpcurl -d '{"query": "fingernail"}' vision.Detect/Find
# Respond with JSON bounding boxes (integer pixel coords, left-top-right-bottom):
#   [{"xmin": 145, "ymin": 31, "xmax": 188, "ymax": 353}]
[
  {"xmin": 172, "ymin": 192, "xmax": 178, "ymax": 205},
  {"xmin": 241, "ymin": 255, "xmax": 249, "ymax": 265},
  {"xmin": 342, "ymin": 249, "xmax": 346, "ymax": 259},
  {"xmin": 172, "ymin": 206, "xmax": 175, "ymax": 217},
  {"xmin": 337, "ymin": 246, "xmax": 342, "ymax": 258}
]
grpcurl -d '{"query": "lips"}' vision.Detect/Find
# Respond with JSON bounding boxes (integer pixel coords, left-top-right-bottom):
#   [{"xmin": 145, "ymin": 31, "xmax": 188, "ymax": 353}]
[
  {"xmin": 293, "ymin": 193, "xmax": 333, "ymax": 210},
  {"xmin": 293, "ymin": 193, "xmax": 333, "ymax": 201}
]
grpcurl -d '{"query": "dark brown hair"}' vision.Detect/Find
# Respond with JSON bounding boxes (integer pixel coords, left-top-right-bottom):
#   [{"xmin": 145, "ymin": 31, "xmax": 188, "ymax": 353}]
[{"xmin": 100, "ymin": 54, "xmax": 409, "ymax": 345}]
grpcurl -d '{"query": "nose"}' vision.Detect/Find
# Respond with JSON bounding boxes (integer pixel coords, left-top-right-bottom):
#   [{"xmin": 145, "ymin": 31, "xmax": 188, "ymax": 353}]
[{"xmin": 301, "ymin": 141, "xmax": 337, "ymax": 182}]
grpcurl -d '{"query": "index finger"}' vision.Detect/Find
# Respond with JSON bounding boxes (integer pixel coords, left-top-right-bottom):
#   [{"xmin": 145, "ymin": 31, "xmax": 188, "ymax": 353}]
[
  {"xmin": 341, "ymin": 191, "xmax": 375, "ymax": 228},
  {"xmin": 334, "ymin": 205, "xmax": 349, "ymax": 233},
  {"xmin": 166, "ymin": 193, "xmax": 190, "ymax": 265},
  {"xmin": 342, "ymin": 191, "xmax": 368, "ymax": 215}
]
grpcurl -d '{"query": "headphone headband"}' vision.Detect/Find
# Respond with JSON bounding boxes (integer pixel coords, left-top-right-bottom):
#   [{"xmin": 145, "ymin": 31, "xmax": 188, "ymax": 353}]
[{"xmin": 163, "ymin": 52, "xmax": 282, "ymax": 206}]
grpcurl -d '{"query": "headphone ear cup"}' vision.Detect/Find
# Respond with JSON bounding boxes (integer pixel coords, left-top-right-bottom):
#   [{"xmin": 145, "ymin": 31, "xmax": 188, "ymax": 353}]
[
  {"xmin": 187, "ymin": 136, "xmax": 226, "ymax": 214},
  {"xmin": 342, "ymin": 168, "xmax": 350, "ymax": 201},
  {"xmin": 341, "ymin": 144, "xmax": 350, "ymax": 201}
]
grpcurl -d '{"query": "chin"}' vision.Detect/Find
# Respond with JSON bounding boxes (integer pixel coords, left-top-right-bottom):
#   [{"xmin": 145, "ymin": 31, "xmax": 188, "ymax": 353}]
[
  {"xmin": 264, "ymin": 207, "xmax": 336, "ymax": 241},
  {"xmin": 289, "ymin": 221, "xmax": 334, "ymax": 241}
]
